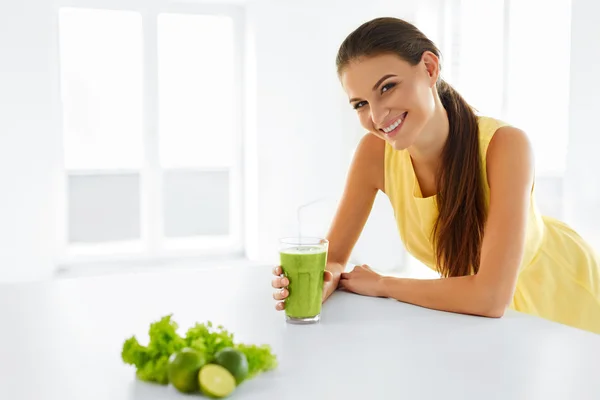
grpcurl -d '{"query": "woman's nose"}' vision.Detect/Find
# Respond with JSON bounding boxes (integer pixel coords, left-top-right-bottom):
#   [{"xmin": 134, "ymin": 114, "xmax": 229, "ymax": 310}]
[{"xmin": 370, "ymin": 105, "xmax": 390, "ymax": 127}]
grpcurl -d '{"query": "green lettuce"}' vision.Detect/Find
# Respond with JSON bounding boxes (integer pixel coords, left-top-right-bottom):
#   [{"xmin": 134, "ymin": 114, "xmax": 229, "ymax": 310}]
[
  {"xmin": 121, "ymin": 315, "xmax": 277, "ymax": 385},
  {"xmin": 121, "ymin": 315, "xmax": 186, "ymax": 384},
  {"xmin": 184, "ymin": 321, "xmax": 235, "ymax": 362},
  {"xmin": 234, "ymin": 343, "xmax": 278, "ymax": 380}
]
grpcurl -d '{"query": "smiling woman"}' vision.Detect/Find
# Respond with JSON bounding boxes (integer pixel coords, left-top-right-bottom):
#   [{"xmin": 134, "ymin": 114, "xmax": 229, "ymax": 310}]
[
  {"xmin": 337, "ymin": 28, "xmax": 482, "ymax": 277},
  {"xmin": 270, "ymin": 17, "xmax": 600, "ymax": 335}
]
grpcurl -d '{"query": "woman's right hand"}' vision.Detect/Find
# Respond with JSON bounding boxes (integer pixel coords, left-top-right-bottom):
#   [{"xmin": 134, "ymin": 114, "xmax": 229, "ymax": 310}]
[{"xmin": 271, "ymin": 265, "xmax": 339, "ymax": 311}]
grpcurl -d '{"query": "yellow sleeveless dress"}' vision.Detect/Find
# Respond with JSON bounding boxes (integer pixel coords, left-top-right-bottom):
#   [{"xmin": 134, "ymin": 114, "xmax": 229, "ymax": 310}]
[{"xmin": 384, "ymin": 116, "xmax": 600, "ymax": 334}]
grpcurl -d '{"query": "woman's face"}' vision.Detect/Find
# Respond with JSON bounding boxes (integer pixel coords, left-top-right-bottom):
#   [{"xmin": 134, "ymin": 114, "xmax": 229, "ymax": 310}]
[{"xmin": 340, "ymin": 52, "xmax": 439, "ymax": 150}]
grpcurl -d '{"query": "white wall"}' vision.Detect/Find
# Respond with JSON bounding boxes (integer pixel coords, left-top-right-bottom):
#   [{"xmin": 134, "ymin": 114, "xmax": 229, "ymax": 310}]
[
  {"xmin": 564, "ymin": 0, "xmax": 600, "ymax": 249},
  {"xmin": 244, "ymin": 0, "xmax": 419, "ymax": 268},
  {"xmin": 0, "ymin": 1, "xmax": 63, "ymax": 282}
]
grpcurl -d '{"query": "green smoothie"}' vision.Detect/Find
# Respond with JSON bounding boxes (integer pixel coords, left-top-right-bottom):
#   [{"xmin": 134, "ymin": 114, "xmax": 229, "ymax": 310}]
[{"xmin": 279, "ymin": 245, "xmax": 327, "ymax": 322}]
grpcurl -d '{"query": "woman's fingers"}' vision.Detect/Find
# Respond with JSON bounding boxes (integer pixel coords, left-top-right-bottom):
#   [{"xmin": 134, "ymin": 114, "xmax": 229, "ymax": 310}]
[
  {"xmin": 271, "ymin": 276, "xmax": 289, "ymax": 289},
  {"xmin": 272, "ymin": 288, "xmax": 289, "ymax": 300},
  {"xmin": 271, "ymin": 266, "xmax": 289, "ymax": 288},
  {"xmin": 272, "ymin": 266, "xmax": 288, "ymax": 311}
]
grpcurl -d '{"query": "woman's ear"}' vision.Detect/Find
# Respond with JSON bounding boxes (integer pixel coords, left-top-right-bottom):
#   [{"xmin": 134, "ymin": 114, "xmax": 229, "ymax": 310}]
[{"xmin": 421, "ymin": 51, "xmax": 440, "ymax": 87}]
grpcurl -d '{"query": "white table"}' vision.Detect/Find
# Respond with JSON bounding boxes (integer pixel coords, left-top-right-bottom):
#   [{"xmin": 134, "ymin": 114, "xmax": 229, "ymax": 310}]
[{"xmin": 1, "ymin": 265, "xmax": 599, "ymax": 400}]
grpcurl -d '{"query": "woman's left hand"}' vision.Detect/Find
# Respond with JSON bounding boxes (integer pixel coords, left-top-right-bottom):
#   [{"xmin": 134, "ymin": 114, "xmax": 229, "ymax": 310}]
[{"xmin": 339, "ymin": 264, "xmax": 386, "ymax": 298}]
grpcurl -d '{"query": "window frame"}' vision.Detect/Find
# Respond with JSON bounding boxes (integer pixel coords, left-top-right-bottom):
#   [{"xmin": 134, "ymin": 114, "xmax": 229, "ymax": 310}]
[{"xmin": 54, "ymin": 0, "xmax": 246, "ymax": 266}]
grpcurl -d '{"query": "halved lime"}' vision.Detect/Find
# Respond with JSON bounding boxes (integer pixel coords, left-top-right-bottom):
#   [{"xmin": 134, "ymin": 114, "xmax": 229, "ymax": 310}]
[{"xmin": 199, "ymin": 364, "xmax": 236, "ymax": 398}]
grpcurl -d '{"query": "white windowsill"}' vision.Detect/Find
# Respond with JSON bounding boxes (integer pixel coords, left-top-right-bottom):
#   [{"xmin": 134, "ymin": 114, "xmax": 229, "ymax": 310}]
[{"xmin": 54, "ymin": 253, "xmax": 260, "ymax": 280}]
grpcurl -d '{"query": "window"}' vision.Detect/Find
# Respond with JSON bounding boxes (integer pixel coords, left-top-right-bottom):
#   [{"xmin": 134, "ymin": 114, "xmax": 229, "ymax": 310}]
[
  {"xmin": 57, "ymin": 3, "xmax": 243, "ymax": 263},
  {"xmin": 426, "ymin": 0, "xmax": 572, "ymax": 220},
  {"xmin": 441, "ymin": 0, "xmax": 572, "ymax": 177},
  {"xmin": 157, "ymin": 14, "xmax": 235, "ymax": 169},
  {"xmin": 505, "ymin": 0, "xmax": 571, "ymax": 176},
  {"xmin": 59, "ymin": 8, "xmax": 143, "ymax": 171},
  {"xmin": 157, "ymin": 13, "xmax": 241, "ymax": 252},
  {"xmin": 451, "ymin": 0, "xmax": 506, "ymax": 118}
]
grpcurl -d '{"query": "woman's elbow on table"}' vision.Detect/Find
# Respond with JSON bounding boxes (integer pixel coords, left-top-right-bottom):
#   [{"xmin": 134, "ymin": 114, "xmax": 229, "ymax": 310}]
[
  {"xmin": 480, "ymin": 304, "xmax": 507, "ymax": 319},
  {"xmin": 473, "ymin": 279, "xmax": 512, "ymax": 319}
]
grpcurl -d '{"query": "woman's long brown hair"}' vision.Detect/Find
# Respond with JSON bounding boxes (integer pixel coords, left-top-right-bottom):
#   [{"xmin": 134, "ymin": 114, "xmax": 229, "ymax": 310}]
[{"xmin": 336, "ymin": 17, "xmax": 485, "ymax": 277}]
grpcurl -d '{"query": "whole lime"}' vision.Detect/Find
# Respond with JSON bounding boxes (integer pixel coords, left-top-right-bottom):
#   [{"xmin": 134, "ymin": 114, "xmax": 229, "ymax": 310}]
[
  {"xmin": 213, "ymin": 347, "xmax": 249, "ymax": 384},
  {"xmin": 167, "ymin": 348, "xmax": 207, "ymax": 393}
]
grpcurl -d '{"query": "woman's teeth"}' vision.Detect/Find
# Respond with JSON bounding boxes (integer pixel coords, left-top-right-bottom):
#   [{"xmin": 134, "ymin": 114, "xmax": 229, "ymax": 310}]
[
  {"xmin": 383, "ymin": 118, "xmax": 402, "ymax": 133},
  {"xmin": 382, "ymin": 112, "xmax": 407, "ymax": 135}
]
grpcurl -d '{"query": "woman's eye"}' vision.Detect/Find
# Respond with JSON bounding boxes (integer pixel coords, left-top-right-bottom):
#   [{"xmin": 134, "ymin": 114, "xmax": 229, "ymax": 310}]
[
  {"xmin": 353, "ymin": 101, "xmax": 367, "ymax": 110},
  {"xmin": 381, "ymin": 82, "xmax": 396, "ymax": 93}
]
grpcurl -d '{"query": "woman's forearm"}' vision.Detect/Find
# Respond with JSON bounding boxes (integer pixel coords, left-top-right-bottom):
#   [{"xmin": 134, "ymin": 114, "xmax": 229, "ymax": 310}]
[{"xmin": 379, "ymin": 275, "xmax": 505, "ymax": 318}]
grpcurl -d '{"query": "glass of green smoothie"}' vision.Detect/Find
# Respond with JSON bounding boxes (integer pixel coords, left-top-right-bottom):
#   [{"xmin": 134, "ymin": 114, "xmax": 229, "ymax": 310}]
[{"xmin": 279, "ymin": 237, "xmax": 328, "ymax": 324}]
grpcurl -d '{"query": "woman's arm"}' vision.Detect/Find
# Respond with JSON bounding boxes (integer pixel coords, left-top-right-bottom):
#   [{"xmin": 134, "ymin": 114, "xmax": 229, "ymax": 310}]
[
  {"xmin": 325, "ymin": 133, "xmax": 385, "ymax": 278},
  {"xmin": 341, "ymin": 126, "xmax": 534, "ymax": 317},
  {"xmin": 272, "ymin": 133, "xmax": 385, "ymax": 309}
]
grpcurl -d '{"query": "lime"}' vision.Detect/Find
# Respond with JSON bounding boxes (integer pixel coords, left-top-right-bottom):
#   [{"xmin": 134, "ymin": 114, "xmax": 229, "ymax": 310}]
[
  {"xmin": 167, "ymin": 348, "xmax": 207, "ymax": 393},
  {"xmin": 199, "ymin": 364, "xmax": 236, "ymax": 398},
  {"xmin": 213, "ymin": 347, "xmax": 249, "ymax": 383}
]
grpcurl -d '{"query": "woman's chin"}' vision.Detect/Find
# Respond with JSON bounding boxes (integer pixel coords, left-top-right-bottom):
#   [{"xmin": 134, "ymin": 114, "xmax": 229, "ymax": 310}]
[{"xmin": 388, "ymin": 135, "xmax": 412, "ymax": 151}]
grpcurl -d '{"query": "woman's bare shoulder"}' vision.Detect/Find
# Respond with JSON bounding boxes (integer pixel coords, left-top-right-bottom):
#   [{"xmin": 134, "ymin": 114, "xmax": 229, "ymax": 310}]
[{"xmin": 351, "ymin": 133, "xmax": 385, "ymax": 192}]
